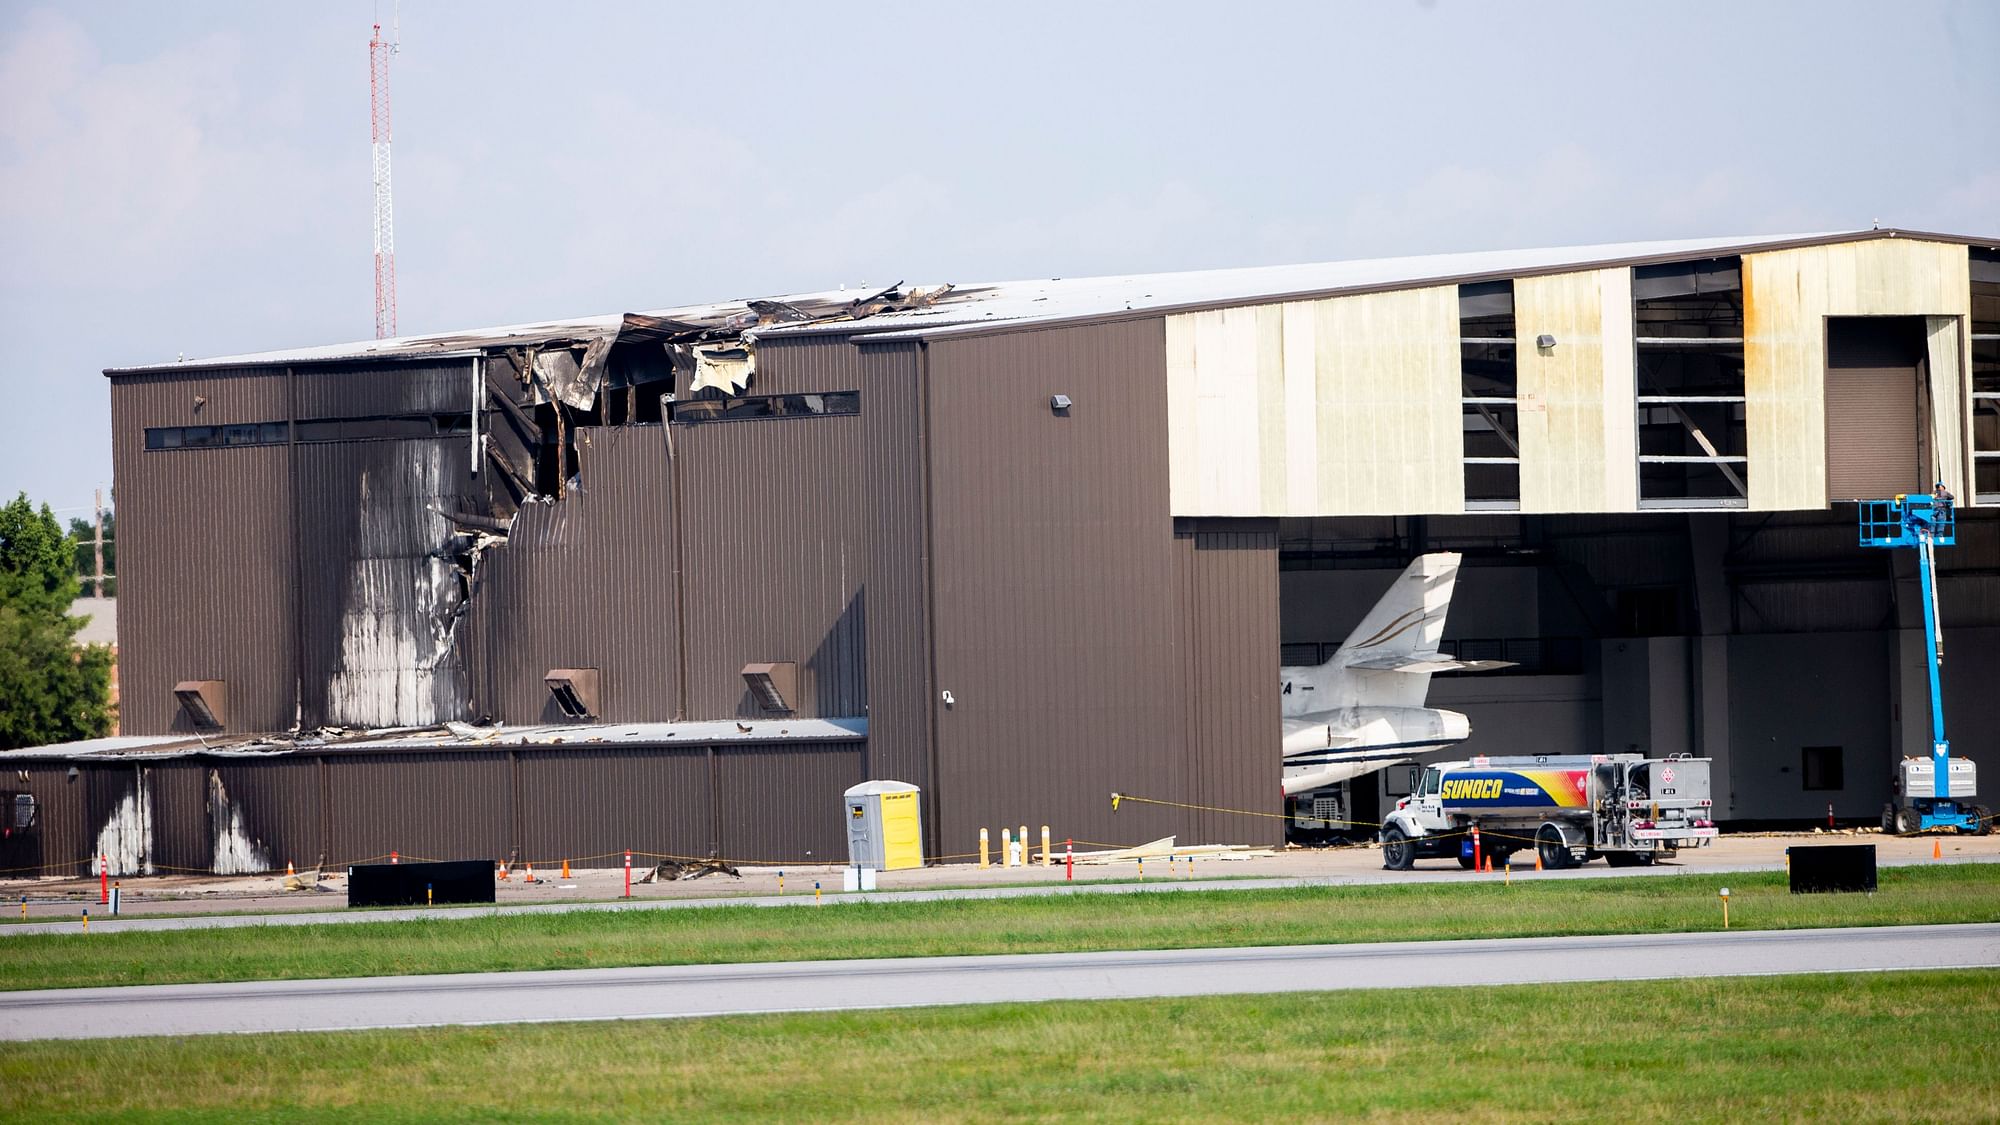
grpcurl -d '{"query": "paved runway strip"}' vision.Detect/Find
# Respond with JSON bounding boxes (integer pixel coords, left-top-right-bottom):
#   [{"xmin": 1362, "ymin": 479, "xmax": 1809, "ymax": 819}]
[{"xmin": 2, "ymin": 923, "xmax": 1993, "ymax": 1041}]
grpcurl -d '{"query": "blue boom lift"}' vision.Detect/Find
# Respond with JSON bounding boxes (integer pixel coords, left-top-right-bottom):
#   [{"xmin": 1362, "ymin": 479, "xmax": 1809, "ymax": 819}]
[{"xmin": 1859, "ymin": 493, "xmax": 1989, "ymax": 835}]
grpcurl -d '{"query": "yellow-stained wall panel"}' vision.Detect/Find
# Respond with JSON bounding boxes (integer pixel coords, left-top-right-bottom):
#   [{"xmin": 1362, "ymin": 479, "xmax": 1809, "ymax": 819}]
[
  {"xmin": 1743, "ymin": 240, "xmax": 1971, "ymax": 510},
  {"xmin": 1515, "ymin": 268, "xmax": 1637, "ymax": 511},
  {"xmin": 1166, "ymin": 286, "xmax": 1459, "ymax": 516},
  {"xmin": 1311, "ymin": 286, "xmax": 1462, "ymax": 515},
  {"xmin": 1279, "ymin": 301, "xmax": 1319, "ymax": 512}
]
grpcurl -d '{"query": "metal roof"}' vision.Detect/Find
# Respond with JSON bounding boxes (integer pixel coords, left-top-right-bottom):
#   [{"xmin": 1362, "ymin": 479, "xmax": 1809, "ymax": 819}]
[
  {"xmin": 106, "ymin": 229, "xmax": 1997, "ymax": 374},
  {"xmin": 0, "ymin": 717, "xmax": 868, "ymax": 760}
]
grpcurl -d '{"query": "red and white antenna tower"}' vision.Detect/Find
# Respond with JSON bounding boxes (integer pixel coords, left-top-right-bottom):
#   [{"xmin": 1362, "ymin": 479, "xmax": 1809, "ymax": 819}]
[{"xmin": 369, "ymin": 19, "xmax": 397, "ymax": 339}]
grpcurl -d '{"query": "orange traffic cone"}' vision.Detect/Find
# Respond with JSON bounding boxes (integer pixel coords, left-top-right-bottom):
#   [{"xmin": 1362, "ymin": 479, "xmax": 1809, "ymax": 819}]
[
  {"xmin": 498, "ymin": 860, "xmax": 510, "ymax": 881},
  {"xmin": 1534, "ymin": 850, "xmax": 1543, "ymax": 872},
  {"xmin": 1484, "ymin": 856, "xmax": 1493, "ymax": 872},
  {"xmin": 525, "ymin": 861, "xmax": 536, "ymax": 884},
  {"xmin": 286, "ymin": 861, "xmax": 295, "ymax": 877},
  {"xmin": 561, "ymin": 860, "xmax": 571, "ymax": 880},
  {"xmin": 1933, "ymin": 838, "xmax": 1942, "ymax": 860}
]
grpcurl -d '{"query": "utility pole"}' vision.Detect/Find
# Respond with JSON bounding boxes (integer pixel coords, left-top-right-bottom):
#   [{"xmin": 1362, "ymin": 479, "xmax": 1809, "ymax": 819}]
[{"xmin": 92, "ymin": 487, "xmax": 106, "ymax": 597}]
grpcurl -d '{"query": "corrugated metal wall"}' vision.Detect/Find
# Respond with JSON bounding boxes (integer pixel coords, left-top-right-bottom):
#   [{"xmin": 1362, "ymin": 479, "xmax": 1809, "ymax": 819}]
[
  {"xmin": 922, "ymin": 321, "xmax": 1283, "ymax": 851},
  {"xmin": 678, "ymin": 412, "xmax": 868, "ymax": 719},
  {"xmin": 713, "ymin": 744, "xmax": 867, "ymax": 862},
  {"xmin": 857, "ymin": 342, "xmax": 933, "ymax": 803},
  {"xmin": 467, "ymin": 426, "xmax": 682, "ymax": 724},
  {"xmin": 110, "ymin": 369, "xmax": 298, "ymax": 734},
  {"xmin": 514, "ymin": 747, "xmax": 713, "ymax": 863},
  {"xmin": 1174, "ymin": 521, "xmax": 1283, "ymax": 845},
  {"xmin": 1, "ymin": 742, "xmax": 864, "ymax": 876}
]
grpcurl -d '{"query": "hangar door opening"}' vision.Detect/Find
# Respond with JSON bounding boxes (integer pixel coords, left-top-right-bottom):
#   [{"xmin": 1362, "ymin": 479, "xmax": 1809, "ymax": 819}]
[{"xmin": 1825, "ymin": 317, "xmax": 1930, "ymax": 501}]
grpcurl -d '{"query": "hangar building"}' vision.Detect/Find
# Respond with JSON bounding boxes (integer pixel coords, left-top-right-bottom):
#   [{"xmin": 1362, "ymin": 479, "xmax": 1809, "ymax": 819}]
[{"xmin": 5, "ymin": 228, "xmax": 1998, "ymax": 876}]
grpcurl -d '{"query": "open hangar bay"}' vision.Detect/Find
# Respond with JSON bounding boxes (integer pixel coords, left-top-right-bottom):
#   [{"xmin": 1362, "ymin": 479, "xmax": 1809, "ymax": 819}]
[{"xmin": 4, "ymin": 228, "xmax": 1997, "ymax": 878}]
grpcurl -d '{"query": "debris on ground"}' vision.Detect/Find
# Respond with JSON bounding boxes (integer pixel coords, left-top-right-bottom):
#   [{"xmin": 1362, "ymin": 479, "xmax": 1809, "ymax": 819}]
[{"xmin": 637, "ymin": 858, "xmax": 741, "ymax": 882}]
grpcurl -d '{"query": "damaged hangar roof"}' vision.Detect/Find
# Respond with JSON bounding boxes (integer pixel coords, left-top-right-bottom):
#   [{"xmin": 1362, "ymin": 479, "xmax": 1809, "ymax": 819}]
[
  {"xmin": 105, "ymin": 228, "xmax": 1991, "ymax": 374},
  {"xmin": 1, "ymin": 717, "xmax": 867, "ymax": 761}
]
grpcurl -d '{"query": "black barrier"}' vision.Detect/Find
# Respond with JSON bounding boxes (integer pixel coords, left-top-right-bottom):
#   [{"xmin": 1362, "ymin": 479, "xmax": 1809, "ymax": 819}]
[
  {"xmin": 1787, "ymin": 844, "xmax": 1877, "ymax": 894},
  {"xmin": 348, "ymin": 860, "xmax": 495, "ymax": 907}
]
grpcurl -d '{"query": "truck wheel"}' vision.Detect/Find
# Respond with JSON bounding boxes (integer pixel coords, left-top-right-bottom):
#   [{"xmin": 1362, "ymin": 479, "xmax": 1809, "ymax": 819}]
[
  {"xmin": 1381, "ymin": 827, "xmax": 1416, "ymax": 871},
  {"xmin": 1895, "ymin": 807, "xmax": 1923, "ymax": 836},
  {"xmin": 1974, "ymin": 806, "xmax": 1993, "ymax": 837},
  {"xmin": 1881, "ymin": 805, "xmax": 1896, "ymax": 834},
  {"xmin": 1456, "ymin": 853, "xmax": 1476, "ymax": 870},
  {"xmin": 1536, "ymin": 825, "xmax": 1575, "ymax": 870}
]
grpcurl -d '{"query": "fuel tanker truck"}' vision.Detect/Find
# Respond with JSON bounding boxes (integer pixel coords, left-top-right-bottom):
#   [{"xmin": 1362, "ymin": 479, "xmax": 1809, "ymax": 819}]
[{"xmin": 1379, "ymin": 753, "xmax": 1717, "ymax": 870}]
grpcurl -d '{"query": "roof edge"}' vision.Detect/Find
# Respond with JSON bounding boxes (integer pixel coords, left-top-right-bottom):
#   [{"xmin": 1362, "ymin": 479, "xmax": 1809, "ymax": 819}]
[{"xmin": 821, "ymin": 228, "xmax": 2000, "ymax": 345}]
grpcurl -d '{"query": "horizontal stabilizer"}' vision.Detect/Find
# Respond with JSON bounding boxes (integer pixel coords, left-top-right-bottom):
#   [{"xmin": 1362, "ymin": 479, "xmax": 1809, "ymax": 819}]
[{"xmin": 1344, "ymin": 652, "xmax": 1518, "ymax": 674}]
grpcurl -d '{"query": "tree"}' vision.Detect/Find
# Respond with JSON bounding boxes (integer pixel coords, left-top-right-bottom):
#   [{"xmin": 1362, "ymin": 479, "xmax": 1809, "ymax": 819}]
[{"xmin": 0, "ymin": 492, "xmax": 113, "ymax": 748}]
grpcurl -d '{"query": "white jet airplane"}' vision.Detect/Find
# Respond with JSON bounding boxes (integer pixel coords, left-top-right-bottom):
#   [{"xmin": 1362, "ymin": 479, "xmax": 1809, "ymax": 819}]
[{"xmin": 1281, "ymin": 552, "xmax": 1511, "ymax": 797}]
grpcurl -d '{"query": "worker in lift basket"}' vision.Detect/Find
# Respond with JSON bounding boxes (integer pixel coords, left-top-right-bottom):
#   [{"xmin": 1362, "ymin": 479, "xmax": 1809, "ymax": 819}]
[{"xmin": 1932, "ymin": 480, "xmax": 1955, "ymax": 508}]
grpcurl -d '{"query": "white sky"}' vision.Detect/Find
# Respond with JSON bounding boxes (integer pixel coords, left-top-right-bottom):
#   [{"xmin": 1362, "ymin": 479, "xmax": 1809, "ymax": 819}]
[{"xmin": 2, "ymin": 0, "xmax": 1996, "ymax": 514}]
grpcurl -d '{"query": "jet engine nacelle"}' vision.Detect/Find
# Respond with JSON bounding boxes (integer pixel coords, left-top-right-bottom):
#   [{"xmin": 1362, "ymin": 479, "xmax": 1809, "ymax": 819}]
[{"xmin": 1280, "ymin": 706, "xmax": 1470, "ymax": 796}]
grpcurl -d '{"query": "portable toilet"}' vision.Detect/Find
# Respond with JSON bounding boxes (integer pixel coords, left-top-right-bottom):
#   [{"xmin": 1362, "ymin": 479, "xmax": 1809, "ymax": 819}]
[{"xmin": 844, "ymin": 780, "xmax": 924, "ymax": 871}]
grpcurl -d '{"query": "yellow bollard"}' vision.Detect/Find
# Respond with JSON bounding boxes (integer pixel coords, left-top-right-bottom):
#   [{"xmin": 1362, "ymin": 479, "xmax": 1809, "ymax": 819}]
[
  {"xmin": 1000, "ymin": 828, "xmax": 1013, "ymax": 867},
  {"xmin": 1041, "ymin": 826, "xmax": 1052, "ymax": 867},
  {"xmin": 778, "ymin": 869, "xmax": 785, "ymax": 893},
  {"xmin": 81, "ymin": 909, "xmax": 89, "ymax": 933},
  {"xmin": 1719, "ymin": 887, "xmax": 1731, "ymax": 929},
  {"xmin": 1137, "ymin": 855, "xmax": 1145, "ymax": 882},
  {"xmin": 1019, "ymin": 825, "xmax": 1028, "ymax": 868},
  {"xmin": 979, "ymin": 828, "xmax": 990, "ymax": 869}
]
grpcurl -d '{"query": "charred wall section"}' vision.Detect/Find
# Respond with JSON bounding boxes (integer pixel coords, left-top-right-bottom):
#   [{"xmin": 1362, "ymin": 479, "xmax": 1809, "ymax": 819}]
[{"xmin": 0, "ymin": 740, "xmax": 863, "ymax": 877}]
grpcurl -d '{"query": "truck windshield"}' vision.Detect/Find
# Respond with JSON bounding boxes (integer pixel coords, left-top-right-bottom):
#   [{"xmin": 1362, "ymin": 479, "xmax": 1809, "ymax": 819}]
[{"xmin": 1421, "ymin": 768, "xmax": 1441, "ymax": 796}]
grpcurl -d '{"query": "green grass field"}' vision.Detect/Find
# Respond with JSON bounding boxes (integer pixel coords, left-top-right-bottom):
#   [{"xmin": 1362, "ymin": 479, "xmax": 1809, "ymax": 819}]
[
  {"xmin": 2, "ymin": 970, "xmax": 1995, "ymax": 1121},
  {"xmin": 4, "ymin": 864, "xmax": 1997, "ymax": 993}
]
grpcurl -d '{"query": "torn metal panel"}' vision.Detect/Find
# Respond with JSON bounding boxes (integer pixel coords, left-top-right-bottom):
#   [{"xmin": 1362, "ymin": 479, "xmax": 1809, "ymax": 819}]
[
  {"xmin": 531, "ymin": 347, "xmax": 593, "ymax": 410},
  {"xmin": 690, "ymin": 343, "xmax": 755, "ymax": 395}
]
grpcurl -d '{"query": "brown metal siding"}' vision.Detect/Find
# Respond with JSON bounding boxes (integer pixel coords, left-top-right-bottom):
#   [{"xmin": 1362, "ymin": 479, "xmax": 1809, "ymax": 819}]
[
  {"xmin": 923, "ymin": 320, "xmax": 1209, "ymax": 851},
  {"xmin": 111, "ymin": 370, "xmax": 298, "ymax": 735},
  {"xmin": 212, "ymin": 758, "xmax": 329, "ymax": 870},
  {"xmin": 712, "ymin": 744, "xmax": 868, "ymax": 863},
  {"xmin": 858, "ymin": 342, "xmax": 933, "ymax": 796},
  {"xmin": 144, "ymin": 762, "xmax": 212, "ymax": 873},
  {"xmin": 293, "ymin": 361, "xmax": 479, "ymax": 418},
  {"xmin": 677, "ymin": 412, "xmax": 868, "ymax": 719},
  {"xmin": 513, "ymin": 747, "xmax": 713, "ymax": 865},
  {"xmin": 17, "ymin": 743, "xmax": 867, "ymax": 875},
  {"xmin": 0, "ymin": 765, "xmax": 92, "ymax": 877},
  {"xmin": 325, "ymin": 752, "xmax": 514, "ymax": 863},
  {"xmin": 1174, "ymin": 522, "xmax": 1283, "ymax": 845},
  {"xmin": 468, "ymin": 426, "xmax": 682, "ymax": 724},
  {"xmin": 687, "ymin": 336, "xmax": 871, "ymax": 398}
]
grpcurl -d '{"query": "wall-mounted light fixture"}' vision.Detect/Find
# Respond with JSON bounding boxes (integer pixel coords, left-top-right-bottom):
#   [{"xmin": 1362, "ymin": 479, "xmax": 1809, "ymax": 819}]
[
  {"xmin": 1050, "ymin": 394, "xmax": 1073, "ymax": 415},
  {"xmin": 172, "ymin": 680, "xmax": 227, "ymax": 731},
  {"xmin": 1535, "ymin": 334, "xmax": 1557, "ymax": 349},
  {"xmin": 741, "ymin": 662, "xmax": 797, "ymax": 713},
  {"xmin": 544, "ymin": 668, "xmax": 601, "ymax": 720}
]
